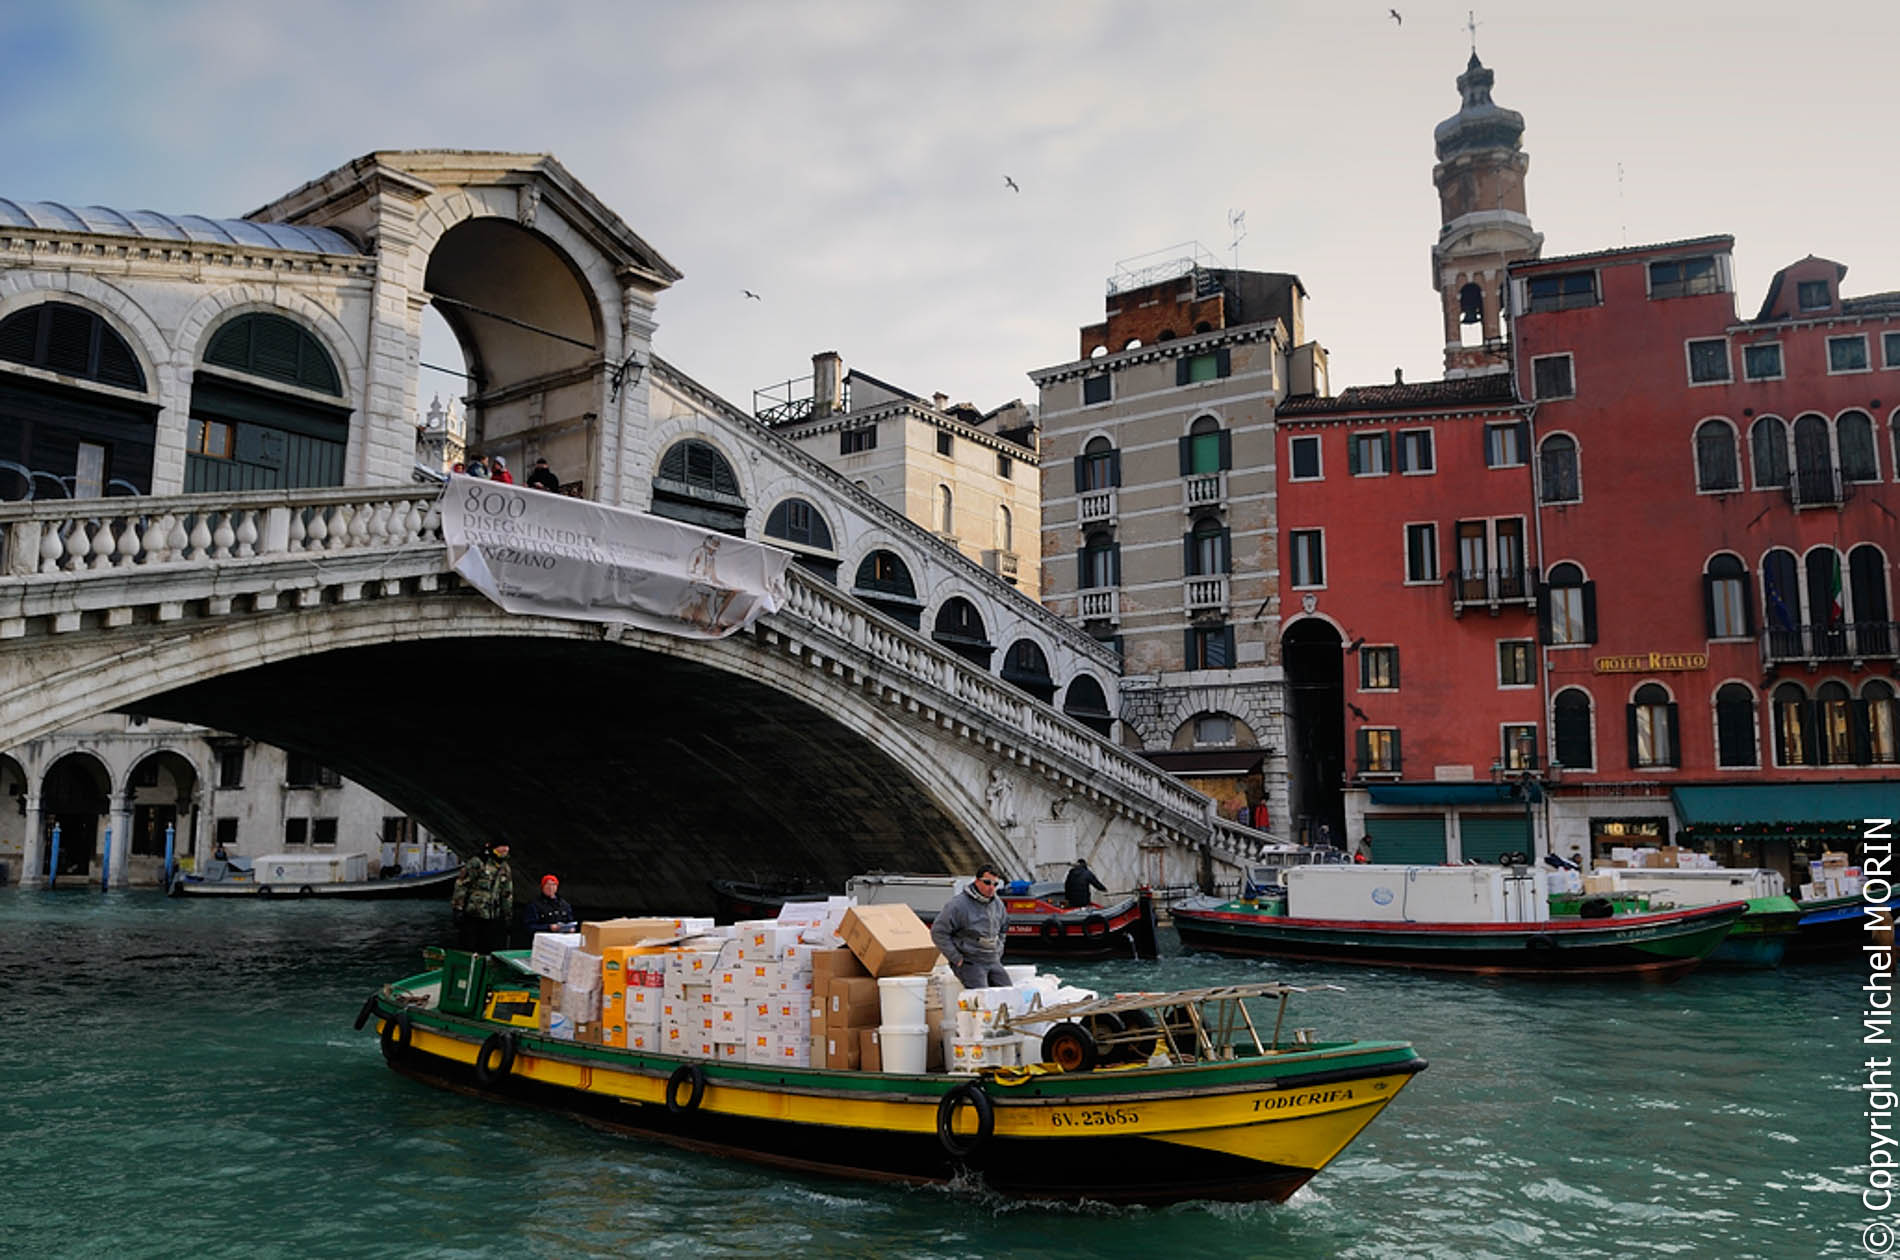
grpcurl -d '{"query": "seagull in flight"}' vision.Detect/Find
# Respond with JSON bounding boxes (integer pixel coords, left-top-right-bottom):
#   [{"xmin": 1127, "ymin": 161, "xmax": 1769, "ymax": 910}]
[
  {"xmin": 1388, "ymin": 8, "xmax": 1401, "ymax": 24},
  {"xmin": 742, "ymin": 289, "xmax": 761, "ymax": 301},
  {"xmin": 1003, "ymin": 175, "xmax": 1019, "ymax": 193}
]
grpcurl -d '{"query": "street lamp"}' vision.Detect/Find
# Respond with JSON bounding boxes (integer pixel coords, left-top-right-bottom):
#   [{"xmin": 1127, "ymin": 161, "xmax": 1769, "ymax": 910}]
[{"xmin": 1489, "ymin": 729, "xmax": 1546, "ymax": 864}]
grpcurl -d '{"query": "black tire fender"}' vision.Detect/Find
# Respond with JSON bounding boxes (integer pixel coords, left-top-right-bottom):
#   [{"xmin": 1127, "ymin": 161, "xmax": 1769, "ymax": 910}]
[
  {"xmin": 937, "ymin": 1081, "xmax": 993, "ymax": 1159},
  {"xmin": 1039, "ymin": 917, "xmax": 1064, "ymax": 942},
  {"xmin": 380, "ymin": 1007, "xmax": 413, "ymax": 1057},
  {"xmin": 354, "ymin": 993, "xmax": 380, "ymax": 1032},
  {"xmin": 1082, "ymin": 913, "xmax": 1110, "ymax": 938},
  {"xmin": 256, "ymin": 885, "xmax": 273, "ymax": 897},
  {"xmin": 1526, "ymin": 934, "xmax": 1557, "ymax": 951},
  {"xmin": 665, "ymin": 1063, "xmax": 707, "ymax": 1114},
  {"xmin": 475, "ymin": 1031, "xmax": 517, "ymax": 1086},
  {"xmin": 297, "ymin": 884, "xmax": 315, "ymax": 897}
]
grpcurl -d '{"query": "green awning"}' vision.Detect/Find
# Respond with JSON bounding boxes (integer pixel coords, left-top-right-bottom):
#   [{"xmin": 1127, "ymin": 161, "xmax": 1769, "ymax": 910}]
[
  {"xmin": 1671, "ymin": 784, "xmax": 1900, "ymax": 826},
  {"xmin": 1367, "ymin": 783, "xmax": 1516, "ymax": 806}
]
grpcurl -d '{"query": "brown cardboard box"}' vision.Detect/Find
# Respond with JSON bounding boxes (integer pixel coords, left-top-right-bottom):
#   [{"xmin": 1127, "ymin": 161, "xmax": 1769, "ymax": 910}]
[
  {"xmin": 825, "ymin": 1030, "xmax": 862, "ymax": 1070},
  {"xmin": 1657, "ymin": 846, "xmax": 1682, "ymax": 868},
  {"xmin": 924, "ymin": 1006, "xmax": 945, "ymax": 1071},
  {"xmin": 575, "ymin": 1020, "xmax": 602, "ymax": 1045},
  {"xmin": 859, "ymin": 1027, "xmax": 882, "ymax": 1073},
  {"xmin": 810, "ymin": 947, "xmax": 868, "ymax": 988},
  {"xmin": 838, "ymin": 904, "xmax": 942, "ymax": 977},
  {"xmin": 826, "ymin": 975, "xmax": 881, "ymax": 1028},
  {"xmin": 538, "ymin": 976, "xmax": 559, "ymax": 1032},
  {"xmin": 582, "ymin": 918, "xmax": 692, "ymax": 954}
]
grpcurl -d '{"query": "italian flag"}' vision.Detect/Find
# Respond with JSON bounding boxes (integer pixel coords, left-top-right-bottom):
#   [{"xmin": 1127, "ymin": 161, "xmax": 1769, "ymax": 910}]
[{"xmin": 1829, "ymin": 553, "xmax": 1845, "ymax": 625}]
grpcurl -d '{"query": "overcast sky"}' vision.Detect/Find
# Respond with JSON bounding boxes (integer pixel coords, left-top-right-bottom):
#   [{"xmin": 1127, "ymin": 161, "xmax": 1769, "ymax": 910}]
[{"xmin": 4, "ymin": 1, "xmax": 1896, "ymax": 421}]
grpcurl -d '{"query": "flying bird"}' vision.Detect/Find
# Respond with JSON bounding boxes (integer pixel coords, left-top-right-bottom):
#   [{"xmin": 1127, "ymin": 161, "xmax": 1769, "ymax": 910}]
[
  {"xmin": 742, "ymin": 290, "xmax": 761, "ymax": 301},
  {"xmin": 1389, "ymin": 8, "xmax": 1401, "ymax": 24},
  {"xmin": 1003, "ymin": 175, "xmax": 1019, "ymax": 193}
]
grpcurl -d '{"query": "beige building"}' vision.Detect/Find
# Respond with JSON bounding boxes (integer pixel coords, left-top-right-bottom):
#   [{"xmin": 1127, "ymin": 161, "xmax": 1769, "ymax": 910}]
[
  {"xmin": 758, "ymin": 351, "xmax": 1041, "ymax": 600},
  {"xmin": 1031, "ymin": 259, "xmax": 1327, "ymax": 827}
]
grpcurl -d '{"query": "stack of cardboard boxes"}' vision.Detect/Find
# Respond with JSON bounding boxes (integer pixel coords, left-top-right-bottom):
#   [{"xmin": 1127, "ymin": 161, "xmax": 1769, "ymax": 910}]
[{"xmin": 1803, "ymin": 851, "xmax": 1861, "ymax": 901}]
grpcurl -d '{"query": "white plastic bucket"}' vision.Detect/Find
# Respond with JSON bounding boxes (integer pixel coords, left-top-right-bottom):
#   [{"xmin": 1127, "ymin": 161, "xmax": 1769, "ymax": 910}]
[
  {"xmin": 880, "ymin": 1022, "xmax": 929, "ymax": 1074},
  {"xmin": 877, "ymin": 975, "xmax": 928, "ymax": 1025}
]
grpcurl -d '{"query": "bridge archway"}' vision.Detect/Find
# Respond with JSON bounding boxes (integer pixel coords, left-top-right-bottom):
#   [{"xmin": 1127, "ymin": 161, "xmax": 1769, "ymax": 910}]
[{"xmin": 42, "ymin": 752, "xmax": 110, "ymax": 882}]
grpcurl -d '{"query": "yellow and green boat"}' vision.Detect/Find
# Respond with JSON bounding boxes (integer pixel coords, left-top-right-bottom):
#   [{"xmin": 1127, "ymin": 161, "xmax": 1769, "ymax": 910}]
[{"xmin": 355, "ymin": 952, "xmax": 1426, "ymax": 1205}]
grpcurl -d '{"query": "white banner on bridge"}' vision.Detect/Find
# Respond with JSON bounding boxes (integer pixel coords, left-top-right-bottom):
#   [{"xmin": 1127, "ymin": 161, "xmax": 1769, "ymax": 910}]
[{"xmin": 440, "ymin": 476, "xmax": 792, "ymax": 640}]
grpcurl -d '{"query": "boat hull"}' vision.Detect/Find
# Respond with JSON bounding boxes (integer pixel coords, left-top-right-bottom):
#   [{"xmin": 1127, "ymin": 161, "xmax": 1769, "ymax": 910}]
[
  {"xmin": 363, "ymin": 993, "xmax": 1423, "ymax": 1205},
  {"xmin": 171, "ymin": 868, "xmax": 459, "ymax": 899},
  {"xmin": 1787, "ymin": 893, "xmax": 1896, "ymax": 962},
  {"xmin": 1172, "ymin": 900, "xmax": 1746, "ymax": 979}
]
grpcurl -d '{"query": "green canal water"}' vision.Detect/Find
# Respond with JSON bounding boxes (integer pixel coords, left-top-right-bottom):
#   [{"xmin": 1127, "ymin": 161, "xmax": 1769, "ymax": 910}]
[{"xmin": 0, "ymin": 893, "xmax": 1871, "ymax": 1259}]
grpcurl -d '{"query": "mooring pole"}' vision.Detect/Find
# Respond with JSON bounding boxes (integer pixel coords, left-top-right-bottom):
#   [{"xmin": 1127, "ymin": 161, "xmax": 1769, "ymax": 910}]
[
  {"xmin": 162, "ymin": 822, "xmax": 176, "ymax": 889},
  {"xmin": 48, "ymin": 822, "xmax": 61, "ymax": 891},
  {"xmin": 100, "ymin": 825, "xmax": 112, "ymax": 892}
]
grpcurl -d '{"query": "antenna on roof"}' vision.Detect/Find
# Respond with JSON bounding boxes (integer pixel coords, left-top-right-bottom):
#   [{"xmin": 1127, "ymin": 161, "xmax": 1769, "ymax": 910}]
[
  {"xmin": 1465, "ymin": 9, "xmax": 1481, "ymax": 56},
  {"xmin": 1228, "ymin": 209, "xmax": 1247, "ymax": 271},
  {"xmin": 1617, "ymin": 162, "xmax": 1626, "ymax": 246}
]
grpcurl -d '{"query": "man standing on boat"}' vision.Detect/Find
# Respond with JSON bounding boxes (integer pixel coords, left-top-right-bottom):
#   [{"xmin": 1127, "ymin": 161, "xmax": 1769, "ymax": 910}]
[
  {"xmin": 451, "ymin": 842, "xmax": 514, "ymax": 953},
  {"xmin": 1063, "ymin": 858, "xmax": 1106, "ymax": 909},
  {"xmin": 931, "ymin": 864, "xmax": 1010, "ymax": 989}
]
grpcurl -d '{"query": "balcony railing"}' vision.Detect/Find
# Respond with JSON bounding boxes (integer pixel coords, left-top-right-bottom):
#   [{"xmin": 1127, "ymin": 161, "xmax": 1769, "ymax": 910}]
[
  {"xmin": 1763, "ymin": 620, "xmax": 1900, "ymax": 663},
  {"xmin": 1449, "ymin": 567, "xmax": 1537, "ymax": 616},
  {"xmin": 1077, "ymin": 488, "xmax": 1118, "ymax": 525},
  {"xmin": 1788, "ymin": 468, "xmax": 1853, "ymax": 509},
  {"xmin": 981, "ymin": 548, "xmax": 1019, "ymax": 581},
  {"xmin": 1184, "ymin": 574, "xmax": 1229, "ymax": 613},
  {"xmin": 1184, "ymin": 470, "xmax": 1226, "ymax": 512},
  {"xmin": 1078, "ymin": 587, "xmax": 1119, "ymax": 622}
]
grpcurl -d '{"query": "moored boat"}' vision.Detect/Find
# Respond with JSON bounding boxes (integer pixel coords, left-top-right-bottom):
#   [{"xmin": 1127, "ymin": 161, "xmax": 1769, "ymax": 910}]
[
  {"xmin": 1552, "ymin": 866, "xmax": 1803, "ymax": 967},
  {"xmin": 1785, "ymin": 891, "xmax": 1897, "ymax": 961},
  {"xmin": 171, "ymin": 852, "xmax": 459, "ymax": 899},
  {"xmin": 355, "ymin": 955, "xmax": 1425, "ymax": 1205},
  {"xmin": 1174, "ymin": 864, "xmax": 1744, "ymax": 980}
]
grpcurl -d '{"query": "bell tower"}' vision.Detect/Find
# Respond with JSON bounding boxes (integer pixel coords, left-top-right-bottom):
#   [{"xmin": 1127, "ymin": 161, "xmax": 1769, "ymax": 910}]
[{"xmin": 1431, "ymin": 52, "xmax": 1541, "ymax": 377}]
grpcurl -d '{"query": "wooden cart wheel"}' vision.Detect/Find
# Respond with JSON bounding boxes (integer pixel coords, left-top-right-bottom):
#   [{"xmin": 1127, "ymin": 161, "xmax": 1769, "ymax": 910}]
[{"xmin": 1041, "ymin": 1021, "xmax": 1099, "ymax": 1072}]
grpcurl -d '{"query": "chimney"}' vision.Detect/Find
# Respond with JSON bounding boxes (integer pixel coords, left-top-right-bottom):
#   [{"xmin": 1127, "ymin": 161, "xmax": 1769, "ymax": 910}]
[
  {"xmin": 932, "ymin": 392, "xmax": 949, "ymax": 411},
  {"xmin": 1393, "ymin": 367, "xmax": 1405, "ymax": 386},
  {"xmin": 812, "ymin": 351, "xmax": 844, "ymax": 418}
]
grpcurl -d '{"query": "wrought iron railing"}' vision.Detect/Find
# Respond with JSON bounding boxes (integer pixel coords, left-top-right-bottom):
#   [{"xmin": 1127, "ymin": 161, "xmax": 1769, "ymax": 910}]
[
  {"xmin": 1762, "ymin": 620, "xmax": 1900, "ymax": 662},
  {"xmin": 1449, "ymin": 567, "xmax": 1536, "ymax": 613}
]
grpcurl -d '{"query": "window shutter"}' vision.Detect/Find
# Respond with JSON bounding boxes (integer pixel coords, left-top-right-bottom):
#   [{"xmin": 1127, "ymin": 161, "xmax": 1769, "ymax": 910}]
[
  {"xmin": 1217, "ymin": 430, "xmax": 1232, "ymax": 471},
  {"xmin": 1178, "ymin": 435, "xmax": 1193, "ymax": 476},
  {"xmin": 1390, "ymin": 729, "xmax": 1402, "ymax": 774},
  {"xmin": 1183, "ymin": 532, "xmax": 1196, "ymax": 574},
  {"xmin": 1800, "ymin": 702, "xmax": 1819, "ymax": 766},
  {"xmin": 1355, "ymin": 727, "xmax": 1368, "ymax": 773},
  {"xmin": 1853, "ymin": 699, "xmax": 1874, "ymax": 765},
  {"xmin": 1536, "ymin": 584, "xmax": 1553, "ymax": 644},
  {"xmin": 1391, "ymin": 647, "xmax": 1401, "ymax": 689},
  {"xmin": 1075, "ymin": 547, "xmax": 1088, "ymax": 586},
  {"xmin": 1109, "ymin": 450, "xmax": 1122, "ymax": 487},
  {"xmin": 1515, "ymin": 421, "xmax": 1530, "ymax": 454},
  {"xmin": 1582, "ymin": 581, "xmax": 1599, "ymax": 643},
  {"xmin": 1185, "ymin": 629, "xmax": 1198, "ymax": 668},
  {"xmin": 1109, "ymin": 542, "xmax": 1121, "ymax": 586},
  {"xmin": 1219, "ymin": 527, "xmax": 1232, "ymax": 574},
  {"xmin": 1396, "ymin": 436, "xmax": 1410, "ymax": 473},
  {"xmin": 1665, "ymin": 703, "xmax": 1682, "ymax": 767},
  {"xmin": 1702, "ymin": 573, "xmax": 1719, "ymax": 638},
  {"xmin": 1378, "ymin": 433, "xmax": 1391, "ymax": 473},
  {"xmin": 1741, "ymin": 572, "xmax": 1756, "ymax": 636},
  {"xmin": 1176, "ymin": 357, "xmax": 1191, "ymax": 387},
  {"xmin": 1348, "ymin": 438, "xmax": 1361, "ymax": 476},
  {"xmin": 1626, "ymin": 705, "xmax": 1641, "ymax": 768},
  {"xmin": 1215, "ymin": 347, "xmax": 1231, "ymax": 378},
  {"xmin": 1073, "ymin": 456, "xmax": 1087, "ymax": 493}
]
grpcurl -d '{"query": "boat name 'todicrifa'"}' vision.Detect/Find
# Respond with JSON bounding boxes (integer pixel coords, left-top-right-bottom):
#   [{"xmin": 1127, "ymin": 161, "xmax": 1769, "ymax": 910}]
[{"xmin": 1252, "ymin": 1088, "xmax": 1354, "ymax": 1112}]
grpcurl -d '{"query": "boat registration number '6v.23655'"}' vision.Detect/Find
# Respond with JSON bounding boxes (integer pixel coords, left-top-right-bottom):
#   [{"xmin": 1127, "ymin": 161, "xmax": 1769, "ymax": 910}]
[{"xmin": 1049, "ymin": 1107, "xmax": 1141, "ymax": 1128}]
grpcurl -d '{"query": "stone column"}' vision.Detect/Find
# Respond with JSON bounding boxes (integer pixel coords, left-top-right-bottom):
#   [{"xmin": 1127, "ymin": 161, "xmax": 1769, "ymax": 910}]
[
  {"xmin": 110, "ymin": 797, "xmax": 135, "ymax": 890},
  {"xmin": 18, "ymin": 792, "xmax": 43, "ymax": 890}
]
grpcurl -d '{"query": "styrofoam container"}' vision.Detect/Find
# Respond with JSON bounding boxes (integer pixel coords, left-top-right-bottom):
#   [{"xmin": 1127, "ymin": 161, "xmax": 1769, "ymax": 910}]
[
  {"xmin": 878, "ymin": 975, "xmax": 929, "ymax": 1025},
  {"xmin": 1284, "ymin": 864, "xmax": 1552, "ymax": 925},
  {"xmin": 880, "ymin": 1022, "xmax": 930, "ymax": 1074},
  {"xmin": 1004, "ymin": 964, "xmax": 1038, "ymax": 985}
]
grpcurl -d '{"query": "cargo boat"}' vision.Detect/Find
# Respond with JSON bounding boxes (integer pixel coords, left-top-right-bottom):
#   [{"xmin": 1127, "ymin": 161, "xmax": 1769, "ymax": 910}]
[
  {"xmin": 355, "ymin": 953, "xmax": 1425, "ymax": 1205},
  {"xmin": 1173, "ymin": 864, "xmax": 1745, "ymax": 980},
  {"xmin": 1550, "ymin": 867, "xmax": 1803, "ymax": 968},
  {"xmin": 1786, "ymin": 891, "xmax": 1896, "ymax": 961},
  {"xmin": 170, "ymin": 852, "xmax": 459, "ymax": 899}
]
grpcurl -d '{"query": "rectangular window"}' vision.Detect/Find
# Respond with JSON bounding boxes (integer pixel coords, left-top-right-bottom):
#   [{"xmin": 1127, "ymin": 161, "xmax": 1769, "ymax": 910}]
[
  {"xmin": 1360, "ymin": 646, "xmax": 1398, "ymax": 690},
  {"xmin": 1405, "ymin": 522, "xmax": 1439, "ymax": 583},
  {"xmin": 839, "ymin": 426, "xmax": 877, "ymax": 454},
  {"xmin": 1289, "ymin": 434, "xmax": 1322, "ymax": 480},
  {"xmin": 217, "ymin": 747, "xmax": 244, "ymax": 789},
  {"xmin": 1648, "ymin": 255, "xmax": 1722, "ymax": 299},
  {"xmin": 1194, "ymin": 714, "xmax": 1234, "ymax": 745},
  {"xmin": 1710, "ymin": 574, "xmax": 1748, "ymax": 638},
  {"xmin": 1082, "ymin": 374, "xmax": 1111, "ymax": 405},
  {"xmin": 1687, "ymin": 338, "xmax": 1730, "ymax": 384},
  {"xmin": 284, "ymin": 817, "xmax": 309, "ymax": 847},
  {"xmin": 937, "ymin": 431, "xmax": 953, "ymax": 457},
  {"xmin": 996, "ymin": 453, "xmax": 1012, "ymax": 479},
  {"xmin": 1397, "ymin": 429, "xmax": 1435, "ymax": 473},
  {"xmin": 1288, "ymin": 529, "xmax": 1324, "ymax": 588},
  {"xmin": 188, "ymin": 419, "xmax": 234, "ymax": 459},
  {"xmin": 214, "ymin": 817, "xmax": 238, "ymax": 850},
  {"xmin": 1531, "ymin": 354, "xmax": 1574, "ymax": 400},
  {"xmin": 312, "ymin": 818, "xmax": 338, "ymax": 847},
  {"xmin": 1884, "ymin": 332, "xmax": 1900, "ymax": 369},
  {"xmin": 1797, "ymin": 279, "xmax": 1831, "ymax": 310},
  {"xmin": 1525, "ymin": 271, "xmax": 1597, "ymax": 312},
  {"xmin": 1485, "ymin": 421, "xmax": 1527, "ymax": 467},
  {"xmin": 1829, "ymin": 335, "xmax": 1870, "ymax": 373},
  {"xmin": 1187, "ymin": 625, "xmax": 1235, "ymax": 670},
  {"xmin": 1498, "ymin": 640, "xmax": 1534, "ymax": 687},
  {"xmin": 1550, "ymin": 585, "xmax": 1587, "ymax": 645},
  {"xmin": 1743, "ymin": 342, "xmax": 1783, "ymax": 380},
  {"xmin": 1503, "ymin": 724, "xmax": 1539, "ymax": 771},
  {"xmin": 1350, "ymin": 431, "xmax": 1390, "ymax": 476},
  {"xmin": 1357, "ymin": 728, "xmax": 1400, "ymax": 775},
  {"xmin": 286, "ymin": 755, "xmax": 340, "ymax": 789},
  {"xmin": 1184, "ymin": 351, "xmax": 1222, "ymax": 383}
]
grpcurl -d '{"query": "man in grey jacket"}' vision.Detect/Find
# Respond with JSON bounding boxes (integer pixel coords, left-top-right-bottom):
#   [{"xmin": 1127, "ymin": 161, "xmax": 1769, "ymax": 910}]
[{"xmin": 931, "ymin": 864, "xmax": 1011, "ymax": 989}]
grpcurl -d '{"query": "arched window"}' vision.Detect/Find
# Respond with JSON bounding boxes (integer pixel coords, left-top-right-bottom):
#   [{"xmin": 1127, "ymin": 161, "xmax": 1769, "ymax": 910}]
[
  {"xmin": 190, "ymin": 312, "xmax": 348, "ymax": 493},
  {"xmin": 1817, "ymin": 681, "xmax": 1855, "ymax": 765},
  {"xmin": 1538, "ymin": 433, "xmax": 1580, "ymax": 503},
  {"xmin": 1715, "ymin": 683, "xmax": 1758, "ymax": 768},
  {"xmin": 1553, "ymin": 687, "xmax": 1593, "ymax": 771},
  {"xmin": 764, "ymin": 498, "xmax": 837, "ymax": 583},
  {"xmin": 1539, "ymin": 562, "xmax": 1595, "ymax": 645},
  {"xmin": 931, "ymin": 596, "xmax": 992, "ymax": 668},
  {"xmin": 1805, "ymin": 547, "xmax": 1847, "ymax": 656},
  {"xmin": 995, "ymin": 505, "xmax": 1012, "ymax": 551},
  {"xmin": 853, "ymin": 549, "xmax": 920, "ymax": 629},
  {"xmin": 653, "ymin": 439, "xmax": 745, "ymax": 534},
  {"xmin": 1627, "ymin": 682, "xmax": 1678, "ymax": 768},
  {"xmin": 936, "ymin": 484, "xmax": 954, "ymax": 535},
  {"xmin": 1185, "ymin": 514, "xmax": 1230, "ymax": 576},
  {"xmin": 1840, "ymin": 410, "xmax": 1880, "ymax": 483},
  {"xmin": 1750, "ymin": 415, "xmax": 1789, "ymax": 488},
  {"xmin": 1850, "ymin": 545, "xmax": 1893, "ymax": 657},
  {"xmin": 1000, "ymin": 639, "xmax": 1056, "ymax": 703},
  {"xmin": 0, "ymin": 301, "xmax": 155, "ymax": 500},
  {"xmin": 1703, "ymin": 554, "xmax": 1753, "ymax": 639},
  {"xmin": 1078, "ymin": 530, "xmax": 1118, "ymax": 589},
  {"xmin": 1792, "ymin": 413, "xmax": 1836, "ymax": 504},
  {"xmin": 1866, "ymin": 681, "xmax": 1898, "ymax": 765},
  {"xmin": 1181, "ymin": 414, "xmax": 1228, "ymax": 476},
  {"xmin": 1694, "ymin": 420, "xmax": 1739, "ymax": 491},
  {"xmin": 1772, "ymin": 682, "xmax": 1813, "ymax": 766},
  {"xmin": 0, "ymin": 301, "xmax": 145, "ymax": 390},
  {"xmin": 1762, "ymin": 548, "xmax": 1802, "ymax": 657},
  {"xmin": 1076, "ymin": 435, "xmax": 1119, "ymax": 491},
  {"xmin": 1062, "ymin": 674, "xmax": 1113, "ymax": 736}
]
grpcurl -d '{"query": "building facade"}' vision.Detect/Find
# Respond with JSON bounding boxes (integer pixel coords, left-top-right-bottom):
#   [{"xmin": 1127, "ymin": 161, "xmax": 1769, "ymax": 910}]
[{"xmin": 1033, "ymin": 259, "xmax": 1327, "ymax": 822}]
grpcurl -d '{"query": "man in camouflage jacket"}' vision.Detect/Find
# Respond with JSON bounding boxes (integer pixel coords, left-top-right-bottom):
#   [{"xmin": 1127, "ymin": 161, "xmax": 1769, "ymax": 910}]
[{"xmin": 452, "ymin": 842, "xmax": 514, "ymax": 953}]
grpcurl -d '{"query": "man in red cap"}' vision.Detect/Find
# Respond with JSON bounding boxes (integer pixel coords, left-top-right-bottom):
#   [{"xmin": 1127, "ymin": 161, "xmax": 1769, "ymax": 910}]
[{"xmin": 521, "ymin": 872, "xmax": 576, "ymax": 935}]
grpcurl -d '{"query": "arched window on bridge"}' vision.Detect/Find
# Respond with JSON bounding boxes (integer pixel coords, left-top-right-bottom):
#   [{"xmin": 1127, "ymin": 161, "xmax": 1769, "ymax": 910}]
[
  {"xmin": 931, "ymin": 596, "xmax": 993, "ymax": 668},
  {"xmin": 1061, "ymin": 674, "xmax": 1113, "ymax": 736},
  {"xmin": 653, "ymin": 438, "xmax": 747, "ymax": 535},
  {"xmin": 764, "ymin": 497, "xmax": 838, "ymax": 584},
  {"xmin": 853, "ymin": 549, "xmax": 921, "ymax": 629},
  {"xmin": 1001, "ymin": 639, "xmax": 1056, "ymax": 704},
  {"xmin": 0, "ymin": 300, "xmax": 154, "ymax": 500},
  {"xmin": 190, "ymin": 312, "xmax": 348, "ymax": 494}
]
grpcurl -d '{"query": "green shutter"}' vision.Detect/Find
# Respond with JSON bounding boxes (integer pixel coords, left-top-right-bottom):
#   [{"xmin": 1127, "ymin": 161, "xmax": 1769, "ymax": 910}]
[
  {"xmin": 1348, "ymin": 437, "xmax": 1361, "ymax": 476},
  {"xmin": 1217, "ymin": 429, "xmax": 1232, "ymax": 471},
  {"xmin": 1458, "ymin": 814, "xmax": 1530, "ymax": 865},
  {"xmin": 1364, "ymin": 815, "xmax": 1447, "ymax": 865}
]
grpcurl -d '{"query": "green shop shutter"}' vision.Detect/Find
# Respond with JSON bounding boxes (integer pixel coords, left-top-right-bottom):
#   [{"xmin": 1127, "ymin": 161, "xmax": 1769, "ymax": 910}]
[
  {"xmin": 1364, "ymin": 814, "xmax": 1447, "ymax": 866},
  {"xmin": 1458, "ymin": 813, "xmax": 1530, "ymax": 865}
]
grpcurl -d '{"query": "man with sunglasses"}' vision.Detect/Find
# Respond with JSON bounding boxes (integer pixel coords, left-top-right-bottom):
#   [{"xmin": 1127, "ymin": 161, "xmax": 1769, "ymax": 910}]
[{"xmin": 930, "ymin": 863, "xmax": 1012, "ymax": 989}]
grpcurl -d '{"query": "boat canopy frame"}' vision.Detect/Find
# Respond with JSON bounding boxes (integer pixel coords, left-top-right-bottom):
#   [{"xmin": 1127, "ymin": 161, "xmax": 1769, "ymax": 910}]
[{"xmin": 996, "ymin": 981, "xmax": 1345, "ymax": 1063}]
